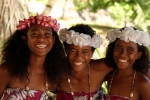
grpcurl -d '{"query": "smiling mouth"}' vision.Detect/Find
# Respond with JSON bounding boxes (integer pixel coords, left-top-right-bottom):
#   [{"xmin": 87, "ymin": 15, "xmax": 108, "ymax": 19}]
[
  {"xmin": 118, "ymin": 59, "xmax": 128, "ymax": 63},
  {"xmin": 36, "ymin": 44, "xmax": 47, "ymax": 48},
  {"xmin": 74, "ymin": 62, "xmax": 83, "ymax": 66}
]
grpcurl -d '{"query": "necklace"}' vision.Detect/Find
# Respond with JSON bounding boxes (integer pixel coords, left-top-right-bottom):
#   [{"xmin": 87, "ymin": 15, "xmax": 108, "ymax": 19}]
[
  {"xmin": 25, "ymin": 76, "xmax": 49, "ymax": 100},
  {"xmin": 107, "ymin": 70, "xmax": 136, "ymax": 100},
  {"xmin": 67, "ymin": 65, "xmax": 93, "ymax": 100}
]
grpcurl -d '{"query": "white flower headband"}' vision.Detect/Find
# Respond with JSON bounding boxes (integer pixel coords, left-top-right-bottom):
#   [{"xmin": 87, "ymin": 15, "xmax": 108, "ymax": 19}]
[
  {"xmin": 59, "ymin": 28, "xmax": 102, "ymax": 48},
  {"xmin": 106, "ymin": 27, "xmax": 150, "ymax": 46}
]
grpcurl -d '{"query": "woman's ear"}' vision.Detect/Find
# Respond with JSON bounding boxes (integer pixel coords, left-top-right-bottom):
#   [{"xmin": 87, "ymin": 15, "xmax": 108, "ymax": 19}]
[
  {"xmin": 22, "ymin": 36, "xmax": 27, "ymax": 44},
  {"xmin": 136, "ymin": 51, "xmax": 142, "ymax": 59}
]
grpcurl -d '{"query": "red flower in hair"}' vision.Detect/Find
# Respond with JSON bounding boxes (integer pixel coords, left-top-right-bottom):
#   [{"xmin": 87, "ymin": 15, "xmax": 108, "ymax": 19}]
[
  {"xmin": 16, "ymin": 13, "xmax": 60, "ymax": 32},
  {"xmin": 16, "ymin": 19, "xmax": 31, "ymax": 30}
]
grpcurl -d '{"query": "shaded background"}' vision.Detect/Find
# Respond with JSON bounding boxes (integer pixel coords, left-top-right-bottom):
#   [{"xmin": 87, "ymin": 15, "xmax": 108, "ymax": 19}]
[
  {"xmin": 1, "ymin": 0, "xmax": 150, "ymax": 58},
  {"xmin": 1, "ymin": 0, "xmax": 150, "ymax": 97}
]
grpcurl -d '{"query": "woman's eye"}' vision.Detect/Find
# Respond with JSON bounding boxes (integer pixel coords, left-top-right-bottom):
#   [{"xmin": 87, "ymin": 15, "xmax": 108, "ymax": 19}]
[
  {"xmin": 46, "ymin": 33, "xmax": 52, "ymax": 36},
  {"xmin": 83, "ymin": 51, "xmax": 89, "ymax": 54},
  {"xmin": 114, "ymin": 46, "xmax": 121, "ymax": 50},
  {"xmin": 70, "ymin": 50, "xmax": 76, "ymax": 52},
  {"xmin": 68, "ymin": 49, "xmax": 76, "ymax": 53},
  {"xmin": 32, "ymin": 33, "xmax": 38, "ymax": 36},
  {"xmin": 128, "ymin": 49, "xmax": 134, "ymax": 52}
]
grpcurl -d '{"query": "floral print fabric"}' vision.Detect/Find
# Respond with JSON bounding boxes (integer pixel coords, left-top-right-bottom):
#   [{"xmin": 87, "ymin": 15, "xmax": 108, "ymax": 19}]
[
  {"xmin": 1, "ymin": 88, "xmax": 47, "ymax": 100},
  {"xmin": 103, "ymin": 94, "xmax": 140, "ymax": 100},
  {"xmin": 56, "ymin": 88, "xmax": 103, "ymax": 100}
]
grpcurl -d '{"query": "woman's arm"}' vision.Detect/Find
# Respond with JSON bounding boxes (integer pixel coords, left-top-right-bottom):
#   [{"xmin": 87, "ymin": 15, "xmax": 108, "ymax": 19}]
[
  {"xmin": 144, "ymin": 68, "xmax": 150, "ymax": 80},
  {"xmin": 137, "ymin": 75, "xmax": 150, "ymax": 100},
  {"xmin": 0, "ymin": 63, "xmax": 11, "ymax": 97},
  {"xmin": 91, "ymin": 58, "xmax": 114, "ymax": 74}
]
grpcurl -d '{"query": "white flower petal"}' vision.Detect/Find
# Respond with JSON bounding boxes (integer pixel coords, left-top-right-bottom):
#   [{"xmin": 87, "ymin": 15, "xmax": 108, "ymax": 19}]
[
  {"xmin": 59, "ymin": 28, "xmax": 102, "ymax": 48},
  {"xmin": 106, "ymin": 27, "xmax": 150, "ymax": 46}
]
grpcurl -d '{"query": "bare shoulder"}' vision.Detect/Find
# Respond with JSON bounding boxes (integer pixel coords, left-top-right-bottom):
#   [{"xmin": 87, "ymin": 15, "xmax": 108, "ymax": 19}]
[
  {"xmin": 135, "ymin": 72, "xmax": 150, "ymax": 100},
  {"xmin": 90, "ymin": 58, "xmax": 114, "ymax": 73},
  {"xmin": 136, "ymin": 72, "xmax": 150, "ymax": 85},
  {"xmin": 58, "ymin": 71, "xmax": 67, "ymax": 85},
  {"xmin": 0, "ymin": 63, "xmax": 11, "ymax": 77},
  {"xmin": 0, "ymin": 63, "xmax": 12, "ymax": 97},
  {"xmin": 136, "ymin": 72, "xmax": 150, "ymax": 88},
  {"xmin": 0, "ymin": 63, "xmax": 12, "ymax": 84},
  {"xmin": 58, "ymin": 71, "xmax": 69, "ymax": 92},
  {"xmin": 90, "ymin": 58, "xmax": 108, "ymax": 69},
  {"xmin": 144, "ymin": 68, "xmax": 150, "ymax": 80}
]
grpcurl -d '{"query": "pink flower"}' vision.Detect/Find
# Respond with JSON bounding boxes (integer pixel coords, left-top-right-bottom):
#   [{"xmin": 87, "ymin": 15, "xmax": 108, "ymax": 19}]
[
  {"xmin": 16, "ymin": 19, "xmax": 31, "ymax": 30},
  {"xmin": 29, "ymin": 16, "xmax": 36, "ymax": 24},
  {"xmin": 16, "ymin": 13, "xmax": 60, "ymax": 32}
]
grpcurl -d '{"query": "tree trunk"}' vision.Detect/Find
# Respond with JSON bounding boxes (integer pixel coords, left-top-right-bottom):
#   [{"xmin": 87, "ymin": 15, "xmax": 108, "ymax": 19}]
[
  {"xmin": 0, "ymin": 0, "xmax": 29, "ymax": 40},
  {"xmin": 42, "ymin": 0, "xmax": 57, "ymax": 16}
]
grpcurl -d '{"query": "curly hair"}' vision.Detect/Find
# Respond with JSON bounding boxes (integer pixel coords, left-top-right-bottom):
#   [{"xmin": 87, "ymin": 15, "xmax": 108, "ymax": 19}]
[
  {"xmin": 63, "ymin": 24, "xmax": 96, "ymax": 52},
  {"xmin": 1, "ymin": 27, "xmax": 66, "ymax": 84},
  {"xmin": 106, "ymin": 39, "xmax": 150, "ymax": 74}
]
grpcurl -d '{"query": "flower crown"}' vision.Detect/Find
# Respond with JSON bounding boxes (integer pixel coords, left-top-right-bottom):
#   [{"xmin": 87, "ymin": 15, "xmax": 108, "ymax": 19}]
[
  {"xmin": 59, "ymin": 28, "xmax": 102, "ymax": 48},
  {"xmin": 106, "ymin": 27, "xmax": 150, "ymax": 46},
  {"xmin": 16, "ymin": 13, "xmax": 60, "ymax": 32}
]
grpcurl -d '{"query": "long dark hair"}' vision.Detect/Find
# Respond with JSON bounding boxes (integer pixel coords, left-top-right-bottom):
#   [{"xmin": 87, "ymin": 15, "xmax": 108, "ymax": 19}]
[
  {"xmin": 62, "ymin": 24, "xmax": 96, "ymax": 73},
  {"xmin": 106, "ymin": 39, "xmax": 150, "ymax": 73},
  {"xmin": 1, "ymin": 27, "xmax": 66, "ymax": 84}
]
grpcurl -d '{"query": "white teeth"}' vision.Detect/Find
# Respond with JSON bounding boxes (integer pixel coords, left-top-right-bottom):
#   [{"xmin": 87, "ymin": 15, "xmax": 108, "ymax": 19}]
[
  {"xmin": 119, "ymin": 59, "xmax": 127, "ymax": 62},
  {"xmin": 36, "ymin": 44, "xmax": 47, "ymax": 48},
  {"xmin": 74, "ymin": 62, "xmax": 83, "ymax": 65}
]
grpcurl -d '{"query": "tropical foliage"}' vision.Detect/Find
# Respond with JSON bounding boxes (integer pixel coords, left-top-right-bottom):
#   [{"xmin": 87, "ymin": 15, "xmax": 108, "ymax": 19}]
[
  {"xmin": 1, "ymin": 0, "xmax": 150, "ymax": 98},
  {"xmin": 74, "ymin": 0, "xmax": 150, "ymax": 30}
]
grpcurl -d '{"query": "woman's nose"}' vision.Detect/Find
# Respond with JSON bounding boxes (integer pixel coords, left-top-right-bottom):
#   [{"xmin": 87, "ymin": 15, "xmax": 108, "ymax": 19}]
[
  {"xmin": 120, "ymin": 50, "xmax": 127, "ymax": 56},
  {"xmin": 75, "ymin": 51, "xmax": 83, "ymax": 58},
  {"xmin": 38, "ymin": 34, "xmax": 46, "ymax": 41}
]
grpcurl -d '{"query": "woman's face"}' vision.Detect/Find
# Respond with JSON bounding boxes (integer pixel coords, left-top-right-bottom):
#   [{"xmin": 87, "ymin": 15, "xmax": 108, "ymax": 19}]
[
  {"xmin": 113, "ymin": 39, "xmax": 142, "ymax": 70},
  {"xmin": 24, "ymin": 24, "xmax": 55, "ymax": 57},
  {"xmin": 66, "ymin": 44, "xmax": 93, "ymax": 72}
]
